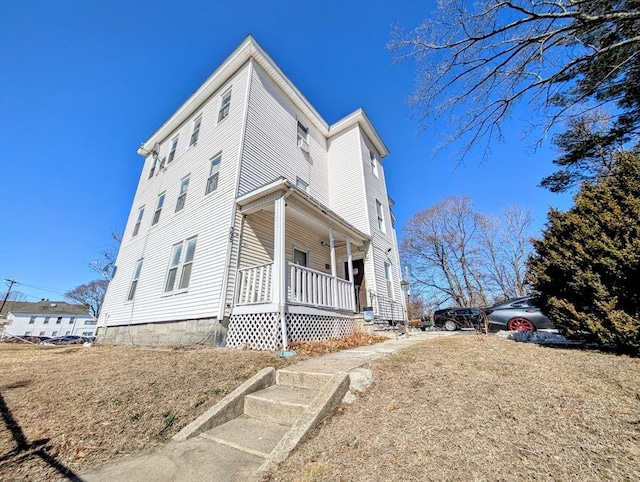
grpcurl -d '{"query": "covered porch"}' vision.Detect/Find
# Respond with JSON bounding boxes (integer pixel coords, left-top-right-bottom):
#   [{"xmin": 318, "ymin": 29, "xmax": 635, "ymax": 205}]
[{"xmin": 226, "ymin": 179, "xmax": 370, "ymax": 350}]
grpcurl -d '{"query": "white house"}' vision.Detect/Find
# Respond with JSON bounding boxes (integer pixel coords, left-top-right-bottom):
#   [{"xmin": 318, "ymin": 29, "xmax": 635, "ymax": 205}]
[
  {"xmin": 3, "ymin": 301, "xmax": 97, "ymax": 339},
  {"xmin": 98, "ymin": 35, "xmax": 406, "ymax": 349}
]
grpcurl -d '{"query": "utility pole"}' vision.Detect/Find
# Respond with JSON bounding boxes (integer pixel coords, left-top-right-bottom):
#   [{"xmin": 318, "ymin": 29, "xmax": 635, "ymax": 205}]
[{"xmin": 0, "ymin": 279, "xmax": 19, "ymax": 314}]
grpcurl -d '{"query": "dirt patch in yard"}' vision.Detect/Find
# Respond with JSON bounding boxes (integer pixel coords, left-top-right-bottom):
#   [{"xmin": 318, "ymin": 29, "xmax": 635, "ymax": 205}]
[
  {"xmin": 265, "ymin": 335, "xmax": 640, "ymax": 482},
  {"xmin": 0, "ymin": 344, "xmax": 298, "ymax": 481}
]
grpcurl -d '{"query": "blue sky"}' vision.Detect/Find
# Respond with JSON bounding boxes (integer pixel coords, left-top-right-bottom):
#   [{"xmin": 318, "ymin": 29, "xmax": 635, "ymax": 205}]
[{"xmin": 0, "ymin": 0, "xmax": 572, "ymax": 302}]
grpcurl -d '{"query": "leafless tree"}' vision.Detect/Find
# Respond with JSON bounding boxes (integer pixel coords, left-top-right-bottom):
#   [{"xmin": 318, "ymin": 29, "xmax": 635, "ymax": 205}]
[
  {"xmin": 88, "ymin": 231, "xmax": 122, "ymax": 281},
  {"xmin": 0, "ymin": 291, "xmax": 27, "ymax": 316},
  {"xmin": 402, "ymin": 197, "xmax": 534, "ymax": 308},
  {"xmin": 64, "ymin": 280, "xmax": 108, "ymax": 317},
  {"xmin": 389, "ymin": 0, "xmax": 640, "ymax": 163}
]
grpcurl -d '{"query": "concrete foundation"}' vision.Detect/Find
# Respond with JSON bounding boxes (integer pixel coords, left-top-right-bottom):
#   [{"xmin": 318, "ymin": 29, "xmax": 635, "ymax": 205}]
[{"xmin": 96, "ymin": 318, "xmax": 227, "ymax": 346}]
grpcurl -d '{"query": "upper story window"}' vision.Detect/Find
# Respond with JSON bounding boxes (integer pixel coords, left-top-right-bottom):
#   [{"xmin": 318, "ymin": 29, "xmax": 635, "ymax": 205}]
[
  {"xmin": 152, "ymin": 192, "xmax": 165, "ymax": 225},
  {"xmin": 168, "ymin": 136, "xmax": 179, "ymax": 163},
  {"xmin": 296, "ymin": 177, "xmax": 309, "ymax": 193},
  {"xmin": 370, "ymin": 150, "xmax": 379, "ymax": 178},
  {"xmin": 44, "ymin": 317, "xmax": 50, "ymax": 324},
  {"xmin": 29, "ymin": 316, "xmax": 36, "ymax": 324},
  {"xmin": 56, "ymin": 317, "xmax": 62, "ymax": 324},
  {"xmin": 148, "ymin": 157, "xmax": 158, "ymax": 179},
  {"xmin": 376, "ymin": 199, "xmax": 386, "ymax": 233},
  {"xmin": 218, "ymin": 89, "xmax": 232, "ymax": 122},
  {"xmin": 69, "ymin": 317, "xmax": 75, "ymax": 324},
  {"xmin": 175, "ymin": 176, "xmax": 190, "ymax": 212},
  {"xmin": 127, "ymin": 259, "xmax": 143, "ymax": 301},
  {"xmin": 296, "ymin": 120, "xmax": 310, "ymax": 153},
  {"xmin": 206, "ymin": 153, "xmax": 222, "ymax": 195},
  {"xmin": 133, "ymin": 206, "xmax": 144, "ymax": 237},
  {"xmin": 164, "ymin": 237, "xmax": 198, "ymax": 293},
  {"xmin": 190, "ymin": 116, "xmax": 202, "ymax": 146}
]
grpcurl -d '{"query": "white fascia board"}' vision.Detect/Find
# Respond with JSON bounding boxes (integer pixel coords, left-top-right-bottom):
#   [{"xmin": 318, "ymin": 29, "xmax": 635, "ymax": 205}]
[
  {"xmin": 328, "ymin": 108, "xmax": 390, "ymax": 158},
  {"xmin": 138, "ymin": 35, "xmax": 330, "ymax": 156}
]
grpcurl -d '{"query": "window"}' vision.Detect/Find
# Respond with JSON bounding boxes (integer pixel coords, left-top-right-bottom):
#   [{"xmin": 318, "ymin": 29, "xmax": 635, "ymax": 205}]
[
  {"xmin": 133, "ymin": 206, "xmax": 144, "ymax": 236},
  {"xmin": 384, "ymin": 263, "xmax": 393, "ymax": 299},
  {"xmin": 164, "ymin": 237, "xmax": 198, "ymax": 293},
  {"xmin": 152, "ymin": 192, "xmax": 165, "ymax": 225},
  {"xmin": 206, "ymin": 153, "xmax": 221, "ymax": 194},
  {"xmin": 24, "ymin": 331, "xmax": 31, "ymax": 336},
  {"xmin": 127, "ymin": 259, "xmax": 143, "ymax": 301},
  {"xmin": 218, "ymin": 89, "xmax": 232, "ymax": 122},
  {"xmin": 52, "ymin": 331, "xmax": 58, "ymax": 336},
  {"xmin": 148, "ymin": 157, "xmax": 157, "ymax": 179},
  {"xmin": 84, "ymin": 320, "xmax": 97, "ymax": 325},
  {"xmin": 296, "ymin": 177, "xmax": 309, "ymax": 193},
  {"xmin": 190, "ymin": 116, "xmax": 201, "ymax": 146},
  {"xmin": 293, "ymin": 247, "xmax": 308, "ymax": 267},
  {"xmin": 297, "ymin": 120, "xmax": 309, "ymax": 142},
  {"xmin": 376, "ymin": 199, "xmax": 385, "ymax": 233},
  {"xmin": 39, "ymin": 331, "xmax": 45, "ymax": 336},
  {"xmin": 44, "ymin": 317, "xmax": 50, "ymax": 324},
  {"xmin": 69, "ymin": 317, "xmax": 75, "ymax": 324},
  {"xmin": 175, "ymin": 176, "xmax": 190, "ymax": 212},
  {"xmin": 56, "ymin": 317, "xmax": 62, "ymax": 324},
  {"xmin": 370, "ymin": 150, "xmax": 379, "ymax": 178},
  {"xmin": 29, "ymin": 316, "xmax": 35, "ymax": 324},
  {"xmin": 65, "ymin": 331, "xmax": 71, "ymax": 335},
  {"xmin": 168, "ymin": 136, "xmax": 179, "ymax": 163},
  {"xmin": 82, "ymin": 331, "xmax": 93, "ymax": 337}
]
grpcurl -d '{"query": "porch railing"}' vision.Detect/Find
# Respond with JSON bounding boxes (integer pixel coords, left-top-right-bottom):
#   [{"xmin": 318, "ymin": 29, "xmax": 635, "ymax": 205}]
[
  {"xmin": 236, "ymin": 263, "xmax": 273, "ymax": 305},
  {"xmin": 288, "ymin": 263, "xmax": 354, "ymax": 311},
  {"xmin": 368, "ymin": 290, "xmax": 405, "ymax": 322}
]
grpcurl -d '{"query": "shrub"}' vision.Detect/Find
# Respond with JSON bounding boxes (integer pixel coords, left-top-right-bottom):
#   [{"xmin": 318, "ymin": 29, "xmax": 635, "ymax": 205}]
[{"xmin": 528, "ymin": 151, "xmax": 640, "ymax": 353}]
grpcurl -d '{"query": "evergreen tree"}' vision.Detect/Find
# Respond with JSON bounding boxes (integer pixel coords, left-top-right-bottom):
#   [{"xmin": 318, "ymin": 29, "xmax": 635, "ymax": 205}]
[{"xmin": 529, "ymin": 150, "xmax": 640, "ymax": 352}]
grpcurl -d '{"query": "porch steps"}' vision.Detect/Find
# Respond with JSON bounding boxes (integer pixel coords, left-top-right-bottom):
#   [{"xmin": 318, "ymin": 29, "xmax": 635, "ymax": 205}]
[
  {"xmin": 276, "ymin": 369, "xmax": 334, "ymax": 390},
  {"xmin": 244, "ymin": 384, "xmax": 319, "ymax": 426}
]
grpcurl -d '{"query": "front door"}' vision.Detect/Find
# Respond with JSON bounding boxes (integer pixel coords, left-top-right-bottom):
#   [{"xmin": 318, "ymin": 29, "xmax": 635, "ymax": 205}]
[{"xmin": 344, "ymin": 259, "xmax": 366, "ymax": 312}]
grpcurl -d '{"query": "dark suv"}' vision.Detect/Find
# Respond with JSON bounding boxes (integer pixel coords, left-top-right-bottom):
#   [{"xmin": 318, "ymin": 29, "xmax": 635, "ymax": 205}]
[{"xmin": 433, "ymin": 307, "xmax": 482, "ymax": 331}]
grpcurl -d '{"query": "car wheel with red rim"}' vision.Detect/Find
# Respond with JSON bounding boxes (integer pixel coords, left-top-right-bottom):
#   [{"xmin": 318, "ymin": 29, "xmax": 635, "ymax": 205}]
[{"xmin": 507, "ymin": 317, "xmax": 535, "ymax": 331}]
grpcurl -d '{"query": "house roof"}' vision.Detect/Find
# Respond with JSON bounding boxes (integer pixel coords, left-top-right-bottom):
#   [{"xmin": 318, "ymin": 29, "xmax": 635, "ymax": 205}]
[
  {"xmin": 7, "ymin": 301, "xmax": 92, "ymax": 316},
  {"xmin": 138, "ymin": 34, "xmax": 389, "ymax": 159}
]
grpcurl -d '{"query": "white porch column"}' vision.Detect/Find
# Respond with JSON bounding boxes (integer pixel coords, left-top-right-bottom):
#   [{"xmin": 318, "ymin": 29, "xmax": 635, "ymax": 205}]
[
  {"xmin": 329, "ymin": 227, "xmax": 338, "ymax": 307},
  {"xmin": 272, "ymin": 195, "xmax": 288, "ymax": 351},
  {"xmin": 346, "ymin": 236, "xmax": 355, "ymax": 311}
]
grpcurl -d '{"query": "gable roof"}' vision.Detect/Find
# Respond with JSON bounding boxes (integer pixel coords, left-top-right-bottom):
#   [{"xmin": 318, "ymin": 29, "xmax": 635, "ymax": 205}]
[
  {"xmin": 7, "ymin": 301, "xmax": 91, "ymax": 316},
  {"xmin": 138, "ymin": 34, "xmax": 389, "ymax": 159}
]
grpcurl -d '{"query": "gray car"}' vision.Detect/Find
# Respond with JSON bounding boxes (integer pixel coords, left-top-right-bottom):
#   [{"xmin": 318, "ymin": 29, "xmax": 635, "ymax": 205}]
[{"xmin": 483, "ymin": 296, "xmax": 555, "ymax": 331}]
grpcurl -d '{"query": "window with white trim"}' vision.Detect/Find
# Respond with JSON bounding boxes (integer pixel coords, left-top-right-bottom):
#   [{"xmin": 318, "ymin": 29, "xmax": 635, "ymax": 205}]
[
  {"xmin": 168, "ymin": 136, "xmax": 179, "ymax": 163},
  {"xmin": 189, "ymin": 116, "xmax": 201, "ymax": 146},
  {"xmin": 206, "ymin": 153, "xmax": 221, "ymax": 195},
  {"xmin": 370, "ymin": 150, "xmax": 379, "ymax": 178},
  {"xmin": 384, "ymin": 262, "xmax": 393, "ymax": 299},
  {"xmin": 376, "ymin": 199, "xmax": 385, "ymax": 233},
  {"xmin": 44, "ymin": 317, "xmax": 50, "ymax": 324},
  {"xmin": 82, "ymin": 331, "xmax": 93, "ymax": 336},
  {"xmin": 293, "ymin": 247, "xmax": 308, "ymax": 267},
  {"xmin": 52, "ymin": 331, "xmax": 58, "ymax": 336},
  {"xmin": 297, "ymin": 120, "xmax": 308, "ymax": 142},
  {"xmin": 65, "ymin": 331, "xmax": 71, "ymax": 335},
  {"xmin": 152, "ymin": 192, "xmax": 165, "ymax": 225},
  {"xmin": 69, "ymin": 317, "xmax": 75, "ymax": 324},
  {"xmin": 175, "ymin": 175, "xmax": 190, "ymax": 212},
  {"xmin": 127, "ymin": 259, "xmax": 143, "ymax": 301},
  {"xmin": 218, "ymin": 89, "xmax": 232, "ymax": 122},
  {"xmin": 148, "ymin": 157, "xmax": 157, "ymax": 179},
  {"xmin": 56, "ymin": 317, "xmax": 62, "ymax": 324},
  {"xmin": 24, "ymin": 331, "xmax": 31, "ymax": 336},
  {"xmin": 39, "ymin": 331, "xmax": 46, "ymax": 336},
  {"xmin": 29, "ymin": 316, "xmax": 35, "ymax": 324},
  {"xmin": 296, "ymin": 177, "xmax": 309, "ymax": 193},
  {"xmin": 164, "ymin": 237, "xmax": 198, "ymax": 293},
  {"xmin": 133, "ymin": 206, "xmax": 144, "ymax": 236}
]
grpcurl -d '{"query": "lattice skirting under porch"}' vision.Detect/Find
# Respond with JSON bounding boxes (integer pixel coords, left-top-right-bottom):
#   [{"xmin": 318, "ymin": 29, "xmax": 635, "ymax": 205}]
[{"xmin": 226, "ymin": 312, "xmax": 356, "ymax": 351}]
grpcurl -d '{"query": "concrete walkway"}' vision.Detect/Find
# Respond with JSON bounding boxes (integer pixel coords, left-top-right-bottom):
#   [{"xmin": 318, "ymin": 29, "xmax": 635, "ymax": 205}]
[{"xmin": 80, "ymin": 331, "xmax": 455, "ymax": 482}]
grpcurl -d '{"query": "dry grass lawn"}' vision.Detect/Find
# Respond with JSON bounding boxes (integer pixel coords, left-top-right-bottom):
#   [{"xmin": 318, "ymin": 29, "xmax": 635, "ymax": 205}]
[
  {"xmin": 265, "ymin": 335, "xmax": 640, "ymax": 482},
  {"xmin": 0, "ymin": 343, "xmax": 298, "ymax": 481}
]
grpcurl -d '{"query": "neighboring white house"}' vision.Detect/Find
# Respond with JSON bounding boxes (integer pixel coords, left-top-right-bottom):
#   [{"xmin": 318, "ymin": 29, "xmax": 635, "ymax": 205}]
[
  {"xmin": 98, "ymin": 35, "xmax": 406, "ymax": 349},
  {"xmin": 3, "ymin": 301, "xmax": 97, "ymax": 339}
]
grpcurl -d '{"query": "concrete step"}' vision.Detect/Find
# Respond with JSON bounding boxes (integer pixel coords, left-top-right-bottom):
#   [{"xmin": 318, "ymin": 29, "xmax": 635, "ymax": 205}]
[
  {"xmin": 276, "ymin": 369, "xmax": 333, "ymax": 390},
  {"xmin": 244, "ymin": 384, "xmax": 318, "ymax": 426},
  {"xmin": 200, "ymin": 415, "xmax": 290, "ymax": 458}
]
